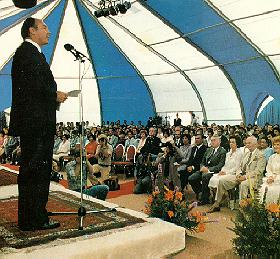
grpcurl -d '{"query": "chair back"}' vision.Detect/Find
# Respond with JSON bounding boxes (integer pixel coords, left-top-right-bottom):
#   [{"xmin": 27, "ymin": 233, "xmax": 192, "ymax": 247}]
[
  {"xmin": 126, "ymin": 145, "xmax": 136, "ymax": 163},
  {"xmin": 114, "ymin": 144, "xmax": 125, "ymax": 161}
]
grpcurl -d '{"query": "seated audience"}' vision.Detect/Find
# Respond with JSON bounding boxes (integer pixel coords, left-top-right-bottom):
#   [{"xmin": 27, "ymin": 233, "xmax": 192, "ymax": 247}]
[
  {"xmin": 258, "ymin": 135, "xmax": 274, "ymax": 162},
  {"xmin": 237, "ymin": 136, "xmax": 266, "ymax": 200},
  {"xmin": 10, "ymin": 145, "xmax": 21, "ymax": 165},
  {"xmin": 259, "ymin": 136, "xmax": 280, "ymax": 204},
  {"xmin": 185, "ymin": 134, "xmax": 207, "ymax": 191},
  {"xmin": 65, "ymin": 152, "xmax": 109, "ymax": 200},
  {"xmin": 136, "ymin": 130, "xmax": 147, "ymax": 155},
  {"xmin": 85, "ymin": 134, "xmax": 98, "ymax": 165},
  {"xmin": 134, "ymin": 153, "xmax": 153, "ymax": 194},
  {"xmin": 53, "ymin": 134, "xmax": 62, "ymax": 154},
  {"xmin": 141, "ymin": 127, "xmax": 161, "ymax": 158},
  {"xmin": 0, "ymin": 130, "xmax": 8, "ymax": 163},
  {"xmin": 53, "ymin": 134, "xmax": 70, "ymax": 162},
  {"xmin": 91, "ymin": 134, "xmax": 113, "ymax": 184},
  {"xmin": 124, "ymin": 130, "xmax": 138, "ymax": 151},
  {"xmin": 161, "ymin": 129, "xmax": 174, "ymax": 146},
  {"xmin": 177, "ymin": 134, "xmax": 192, "ymax": 191},
  {"xmin": 108, "ymin": 128, "xmax": 118, "ymax": 149},
  {"xmin": 189, "ymin": 134, "xmax": 226, "ymax": 205},
  {"xmin": 155, "ymin": 142, "xmax": 182, "ymax": 191},
  {"xmin": 207, "ymin": 136, "xmax": 243, "ymax": 212}
]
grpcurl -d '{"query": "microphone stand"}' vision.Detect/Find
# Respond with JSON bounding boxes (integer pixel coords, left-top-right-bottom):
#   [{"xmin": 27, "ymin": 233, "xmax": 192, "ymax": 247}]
[{"xmin": 48, "ymin": 48, "xmax": 116, "ymax": 230}]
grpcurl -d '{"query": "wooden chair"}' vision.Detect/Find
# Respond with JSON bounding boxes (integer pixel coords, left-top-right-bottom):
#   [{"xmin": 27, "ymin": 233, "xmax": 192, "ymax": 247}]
[{"xmin": 112, "ymin": 145, "xmax": 136, "ymax": 177}]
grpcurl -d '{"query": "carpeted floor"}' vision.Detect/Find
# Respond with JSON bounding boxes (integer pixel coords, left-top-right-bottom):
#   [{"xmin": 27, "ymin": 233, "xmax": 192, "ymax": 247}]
[
  {"xmin": 0, "ymin": 191, "xmax": 144, "ymax": 249},
  {"xmin": 108, "ymin": 190, "xmax": 239, "ymax": 258}
]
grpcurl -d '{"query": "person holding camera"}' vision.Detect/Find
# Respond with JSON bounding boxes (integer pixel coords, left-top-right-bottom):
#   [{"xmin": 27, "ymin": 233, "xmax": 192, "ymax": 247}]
[
  {"xmin": 91, "ymin": 134, "xmax": 113, "ymax": 184},
  {"xmin": 134, "ymin": 153, "xmax": 154, "ymax": 194},
  {"xmin": 155, "ymin": 142, "xmax": 183, "ymax": 191},
  {"xmin": 66, "ymin": 152, "xmax": 109, "ymax": 200}
]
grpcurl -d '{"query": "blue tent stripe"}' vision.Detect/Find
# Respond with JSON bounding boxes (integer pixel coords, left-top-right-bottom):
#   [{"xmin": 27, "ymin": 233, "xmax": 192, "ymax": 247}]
[
  {"xmin": 0, "ymin": 0, "xmax": 66, "ymax": 111},
  {"xmin": 42, "ymin": 0, "xmax": 67, "ymax": 62},
  {"xmin": 75, "ymin": 0, "xmax": 154, "ymax": 123},
  {"xmin": 0, "ymin": 0, "xmax": 54, "ymax": 34},
  {"xmin": 147, "ymin": 0, "xmax": 280, "ymax": 124}
]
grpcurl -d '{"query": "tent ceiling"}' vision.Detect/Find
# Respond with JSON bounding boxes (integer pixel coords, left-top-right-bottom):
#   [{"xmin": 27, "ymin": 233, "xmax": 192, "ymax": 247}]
[{"xmin": 0, "ymin": 0, "xmax": 279, "ymax": 125}]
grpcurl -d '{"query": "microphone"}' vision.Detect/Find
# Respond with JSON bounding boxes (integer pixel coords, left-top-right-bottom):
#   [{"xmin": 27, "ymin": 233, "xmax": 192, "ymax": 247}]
[
  {"xmin": 64, "ymin": 43, "xmax": 89, "ymax": 61},
  {"xmin": 64, "ymin": 44, "xmax": 74, "ymax": 51}
]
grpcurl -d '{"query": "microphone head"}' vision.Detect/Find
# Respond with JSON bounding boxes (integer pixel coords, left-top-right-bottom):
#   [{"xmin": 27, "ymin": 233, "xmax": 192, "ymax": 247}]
[{"xmin": 64, "ymin": 44, "xmax": 74, "ymax": 51}]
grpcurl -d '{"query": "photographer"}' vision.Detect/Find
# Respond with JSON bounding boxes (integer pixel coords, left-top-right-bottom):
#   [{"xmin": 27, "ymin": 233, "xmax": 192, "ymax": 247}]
[
  {"xmin": 155, "ymin": 142, "xmax": 182, "ymax": 191},
  {"xmin": 65, "ymin": 151, "xmax": 109, "ymax": 201},
  {"xmin": 134, "ymin": 153, "xmax": 154, "ymax": 194},
  {"xmin": 91, "ymin": 134, "xmax": 113, "ymax": 184}
]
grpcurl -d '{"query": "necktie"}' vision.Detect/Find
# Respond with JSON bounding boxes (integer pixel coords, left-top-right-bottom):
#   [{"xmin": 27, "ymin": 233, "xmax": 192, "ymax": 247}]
[
  {"xmin": 207, "ymin": 148, "xmax": 215, "ymax": 164},
  {"xmin": 193, "ymin": 146, "xmax": 198, "ymax": 158},
  {"xmin": 242, "ymin": 152, "xmax": 252, "ymax": 174}
]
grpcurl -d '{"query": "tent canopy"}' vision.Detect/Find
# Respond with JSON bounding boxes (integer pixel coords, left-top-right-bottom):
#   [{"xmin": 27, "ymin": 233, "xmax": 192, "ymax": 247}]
[{"xmin": 1, "ymin": 0, "xmax": 279, "ymax": 125}]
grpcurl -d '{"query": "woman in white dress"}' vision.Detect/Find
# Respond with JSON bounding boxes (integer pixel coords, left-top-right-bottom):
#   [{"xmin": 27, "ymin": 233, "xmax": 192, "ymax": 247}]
[
  {"xmin": 259, "ymin": 136, "xmax": 280, "ymax": 204},
  {"xmin": 208, "ymin": 135, "xmax": 243, "ymax": 197}
]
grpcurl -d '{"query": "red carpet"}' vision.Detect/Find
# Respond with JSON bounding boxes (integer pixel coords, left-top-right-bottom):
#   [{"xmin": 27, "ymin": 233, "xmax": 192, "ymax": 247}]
[
  {"xmin": 60, "ymin": 179, "xmax": 134, "ymax": 199},
  {"xmin": 107, "ymin": 180, "xmax": 134, "ymax": 199},
  {"xmin": 0, "ymin": 169, "xmax": 18, "ymax": 186},
  {"xmin": 0, "ymin": 191, "xmax": 144, "ymax": 249},
  {"xmin": 0, "ymin": 165, "xmax": 134, "ymax": 199}
]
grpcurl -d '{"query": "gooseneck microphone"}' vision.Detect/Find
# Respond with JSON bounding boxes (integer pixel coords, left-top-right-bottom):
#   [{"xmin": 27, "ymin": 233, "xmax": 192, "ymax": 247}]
[
  {"xmin": 64, "ymin": 44, "xmax": 74, "ymax": 51},
  {"xmin": 64, "ymin": 43, "xmax": 89, "ymax": 61}
]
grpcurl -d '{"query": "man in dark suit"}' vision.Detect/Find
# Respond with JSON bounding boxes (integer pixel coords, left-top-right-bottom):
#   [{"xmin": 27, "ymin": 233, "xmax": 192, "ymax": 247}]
[
  {"xmin": 189, "ymin": 134, "xmax": 226, "ymax": 205},
  {"xmin": 180, "ymin": 134, "xmax": 207, "ymax": 191},
  {"xmin": 173, "ymin": 113, "xmax": 181, "ymax": 126},
  {"xmin": 9, "ymin": 18, "xmax": 68, "ymax": 231}
]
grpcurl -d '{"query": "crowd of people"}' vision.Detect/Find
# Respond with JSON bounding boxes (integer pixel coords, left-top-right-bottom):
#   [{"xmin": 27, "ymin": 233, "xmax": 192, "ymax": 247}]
[{"xmin": 1, "ymin": 118, "xmax": 280, "ymax": 211}]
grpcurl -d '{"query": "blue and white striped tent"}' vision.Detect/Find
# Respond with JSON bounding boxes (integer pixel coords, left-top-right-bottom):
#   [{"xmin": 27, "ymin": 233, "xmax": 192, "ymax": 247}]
[{"xmin": 1, "ymin": 0, "xmax": 280, "ymax": 125}]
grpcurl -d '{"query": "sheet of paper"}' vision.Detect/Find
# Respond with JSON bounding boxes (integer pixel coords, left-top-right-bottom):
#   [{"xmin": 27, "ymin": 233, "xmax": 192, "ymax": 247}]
[{"xmin": 67, "ymin": 90, "xmax": 81, "ymax": 97}]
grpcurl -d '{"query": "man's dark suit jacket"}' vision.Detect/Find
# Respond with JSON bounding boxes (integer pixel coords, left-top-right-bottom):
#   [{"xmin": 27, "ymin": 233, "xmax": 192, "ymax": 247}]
[
  {"xmin": 200, "ymin": 146, "xmax": 226, "ymax": 174},
  {"xmin": 174, "ymin": 118, "xmax": 181, "ymax": 126},
  {"xmin": 9, "ymin": 41, "xmax": 57, "ymax": 137},
  {"xmin": 141, "ymin": 136, "xmax": 161, "ymax": 155},
  {"xmin": 187, "ymin": 144, "xmax": 207, "ymax": 172}
]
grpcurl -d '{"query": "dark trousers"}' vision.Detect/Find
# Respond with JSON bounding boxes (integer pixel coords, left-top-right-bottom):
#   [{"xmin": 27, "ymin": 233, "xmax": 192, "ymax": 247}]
[
  {"xmin": 188, "ymin": 171, "xmax": 213, "ymax": 202},
  {"xmin": 18, "ymin": 133, "xmax": 54, "ymax": 228},
  {"xmin": 134, "ymin": 176, "xmax": 152, "ymax": 194},
  {"xmin": 179, "ymin": 170, "xmax": 193, "ymax": 191}
]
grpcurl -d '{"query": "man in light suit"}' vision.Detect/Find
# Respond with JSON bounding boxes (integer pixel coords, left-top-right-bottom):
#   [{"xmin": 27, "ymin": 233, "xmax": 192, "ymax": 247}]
[
  {"xmin": 189, "ymin": 134, "xmax": 226, "ymax": 205},
  {"xmin": 9, "ymin": 18, "xmax": 68, "ymax": 231},
  {"xmin": 237, "ymin": 136, "xmax": 266, "ymax": 200},
  {"xmin": 208, "ymin": 136, "xmax": 266, "ymax": 213}
]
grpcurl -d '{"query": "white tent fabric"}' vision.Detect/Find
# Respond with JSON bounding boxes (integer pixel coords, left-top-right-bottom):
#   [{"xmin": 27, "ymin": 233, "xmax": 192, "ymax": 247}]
[{"xmin": 0, "ymin": 0, "xmax": 280, "ymax": 125}]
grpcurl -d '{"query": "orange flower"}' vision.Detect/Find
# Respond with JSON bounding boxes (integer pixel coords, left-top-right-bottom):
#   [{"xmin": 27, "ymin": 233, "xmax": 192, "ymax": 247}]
[
  {"xmin": 147, "ymin": 196, "xmax": 153, "ymax": 205},
  {"xmin": 152, "ymin": 191, "xmax": 160, "ymax": 197},
  {"xmin": 144, "ymin": 207, "xmax": 150, "ymax": 214},
  {"xmin": 196, "ymin": 223, "xmax": 206, "ymax": 233},
  {"xmin": 266, "ymin": 203, "xmax": 280, "ymax": 213},
  {"xmin": 175, "ymin": 192, "xmax": 183, "ymax": 201},
  {"xmin": 165, "ymin": 190, "xmax": 174, "ymax": 201},
  {"xmin": 239, "ymin": 199, "xmax": 248, "ymax": 208},
  {"xmin": 168, "ymin": 210, "xmax": 174, "ymax": 218}
]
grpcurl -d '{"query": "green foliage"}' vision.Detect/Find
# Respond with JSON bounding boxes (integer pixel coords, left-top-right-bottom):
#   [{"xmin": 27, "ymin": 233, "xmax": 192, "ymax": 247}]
[
  {"xmin": 145, "ymin": 188, "xmax": 205, "ymax": 232},
  {"xmin": 231, "ymin": 198, "xmax": 280, "ymax": 257}
]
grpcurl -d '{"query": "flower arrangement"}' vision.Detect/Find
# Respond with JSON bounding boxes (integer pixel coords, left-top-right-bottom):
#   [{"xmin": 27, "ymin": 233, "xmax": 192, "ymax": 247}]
[
  {"xmin": 231, "ymin": 190, "xmax": 280, "ymax": 256},
  {"xmin": 145, "ymin": 187, "xmax": 206, "ymax": 232}
]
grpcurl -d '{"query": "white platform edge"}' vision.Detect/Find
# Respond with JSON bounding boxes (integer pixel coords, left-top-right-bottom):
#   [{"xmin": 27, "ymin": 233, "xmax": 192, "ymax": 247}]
[{"xmin": 0, "ymin": 167, "xmax": 186, "ymax": 259}]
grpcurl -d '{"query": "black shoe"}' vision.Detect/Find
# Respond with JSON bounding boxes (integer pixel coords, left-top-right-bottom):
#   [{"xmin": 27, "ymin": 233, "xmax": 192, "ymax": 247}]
[
  {"xmin": 18, "ymin": 225, "xmax": 36, "ymax": 231},
  {"xmin": 207, "ymin": 206, "xmax": 220, "ymax": 213},
  {"xmin": 36, "ymin": 220, "xmax": 60, "ymax": 230}
]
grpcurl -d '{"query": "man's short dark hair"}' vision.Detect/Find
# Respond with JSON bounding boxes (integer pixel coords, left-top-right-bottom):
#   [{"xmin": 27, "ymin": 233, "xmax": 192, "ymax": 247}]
[{"xmin": 21, "ymin": 17, "xmax": 36, "ymax": 39}]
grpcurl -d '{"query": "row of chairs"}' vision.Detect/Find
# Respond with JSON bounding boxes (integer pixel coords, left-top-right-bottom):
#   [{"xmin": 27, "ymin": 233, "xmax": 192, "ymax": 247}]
[{"xmin": 111, "ymin": 144, "xmax": 136, "ymax": 177}]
